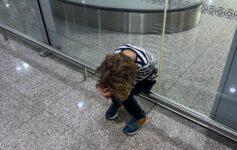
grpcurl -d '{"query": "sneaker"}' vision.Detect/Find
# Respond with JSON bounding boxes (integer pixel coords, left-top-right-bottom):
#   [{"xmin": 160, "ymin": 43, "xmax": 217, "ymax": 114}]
[
  {"xmin": 123, "ymin": 116, "xmax": 148, "ymax": 135},
  {"xmin": 105, "ymin": 103, "xmax": 122, "ymax": 120}
]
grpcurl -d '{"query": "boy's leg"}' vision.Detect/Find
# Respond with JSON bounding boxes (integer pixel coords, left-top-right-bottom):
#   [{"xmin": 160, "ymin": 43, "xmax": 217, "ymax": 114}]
[
  {"xmin": 105, "ymin": 96, "xmax": 122, "ymax": 120},
  {"xmin": 121, "ymin": 94, "xmax": 147, "ymax": 135},
  {"xmin": 122, "ymin": 80, "xmax": 156, "ymax": 119},
  {"xmin": 121, "ymin": 80, "xmax": 156, "ymax": 135},
  {"xmin": 122, "ymin": 94, "xmax": 145, "ymax": 119},
  {"xmin": 111, "ymin": 96, "xmax": 122, "ymax": 106}
]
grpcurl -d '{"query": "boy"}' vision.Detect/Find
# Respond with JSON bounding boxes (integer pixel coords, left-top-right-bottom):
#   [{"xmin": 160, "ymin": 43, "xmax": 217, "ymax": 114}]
[{"xmin": 96, "ymin": 44, "xmax": 158, "ymax": 135}]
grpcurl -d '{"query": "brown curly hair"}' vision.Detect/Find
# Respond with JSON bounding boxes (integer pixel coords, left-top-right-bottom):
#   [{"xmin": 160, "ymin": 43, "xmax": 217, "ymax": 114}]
[{"xmin": 95, "ymin": 53, "xmax": 138, "ymax": 100}]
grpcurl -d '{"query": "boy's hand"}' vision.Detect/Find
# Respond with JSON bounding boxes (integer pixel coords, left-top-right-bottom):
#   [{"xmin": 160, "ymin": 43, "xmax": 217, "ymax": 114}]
[{"xmin": 100, "ymin": 88, "xmax": 112, "ymax": 99}]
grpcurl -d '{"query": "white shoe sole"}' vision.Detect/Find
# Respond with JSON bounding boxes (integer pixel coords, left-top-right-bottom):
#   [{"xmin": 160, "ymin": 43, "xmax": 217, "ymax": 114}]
[{"xmin": 107, "ymin": 112, "xmax": 119, "ymax": 120}]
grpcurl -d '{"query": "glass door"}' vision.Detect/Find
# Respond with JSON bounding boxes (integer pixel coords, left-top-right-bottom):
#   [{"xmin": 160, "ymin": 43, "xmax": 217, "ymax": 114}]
[
  {"xmin": 160, "ymin": 0, "xmax": 237, "ymax": 135},
  {"xmin": 38, "ymin": 0, "xmax": 237, "ymax": 140}
]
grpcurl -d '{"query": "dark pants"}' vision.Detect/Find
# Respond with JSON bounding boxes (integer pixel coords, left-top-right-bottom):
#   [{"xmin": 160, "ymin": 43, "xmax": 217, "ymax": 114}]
[{"xmin": 111, "ymin": 80, "xmax": 156, "ymax": 119}]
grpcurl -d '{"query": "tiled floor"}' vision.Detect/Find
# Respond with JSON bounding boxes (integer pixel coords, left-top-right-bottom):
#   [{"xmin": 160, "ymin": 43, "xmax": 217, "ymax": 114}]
[{"xmin": 0, "ymin": 34, "xmax": 237, "ymax": 149}]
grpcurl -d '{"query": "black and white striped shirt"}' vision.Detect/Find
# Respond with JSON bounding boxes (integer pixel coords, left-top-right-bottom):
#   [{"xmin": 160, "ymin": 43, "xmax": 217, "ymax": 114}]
[{"xmin": 114, "ymin": 44, "xmax": 158, "ymax": 86}]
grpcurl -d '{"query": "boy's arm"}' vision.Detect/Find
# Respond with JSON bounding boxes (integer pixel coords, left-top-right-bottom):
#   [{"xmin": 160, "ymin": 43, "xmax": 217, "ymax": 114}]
[{"xmin": 99, "ymin": 88, "xmax": 112, "ymax": 99}]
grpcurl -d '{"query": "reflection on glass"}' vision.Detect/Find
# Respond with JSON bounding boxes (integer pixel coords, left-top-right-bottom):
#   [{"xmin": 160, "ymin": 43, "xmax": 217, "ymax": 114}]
[
  {"xmin": 229, "ymin": 87, "xmax": 236, "ymax": 93},
  {"xmin": 40, "ymin": 0, "xmax": 237, "ymax": 133},
  {"xmin": 60, "ymin": 0, "xmax": 201, "ymax": 10},
  {"xmin": 0, "ymin": 0, "xmax": 42, "ymax": 41},
  {"xmin": 161, "ymin": 0, "xmax": 237, "ymax": 117},
  {"xmin": 6, "ymin": 3, "xmax": 10, "ymax": 8},
  {"xmin": 42, "ymin": 0, "xmax": 202, "ymax": 67}
]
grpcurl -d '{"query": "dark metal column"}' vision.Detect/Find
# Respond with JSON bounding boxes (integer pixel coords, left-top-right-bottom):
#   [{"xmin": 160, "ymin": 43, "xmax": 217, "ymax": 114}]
[
  {"xmin": 211, "ymin": 27, "xmax": 237, "ymax": 131},
  {"xmin": 31, "ymin": 0, "xmax": 51, "ymax": 56}
]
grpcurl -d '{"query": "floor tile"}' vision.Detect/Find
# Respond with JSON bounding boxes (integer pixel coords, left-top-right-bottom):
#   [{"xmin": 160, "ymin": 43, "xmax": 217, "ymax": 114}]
[
  {"xmin": 0, "ymin": 113, "xmax": 22, "ymax": 143},
  {"xmin": 149, "ymin": 106, "xmax": 237, "ymax": 150},
  {"xmin": 0, "ymin": 77, "xmax": 43, "ymax": 113},
  {"xmin": 34, "ymin": 55, "xmax": 85, "ymax": 87},
  {"xmin": 46, "ymin": 86, "xmax": 155, "ymax": 149},
  {"xmin": 0, "ymin": 118, "xmax": 8, "ymax": 142},
  {"xmin": 5, "ymin": 38, "xmax": 84, "ymax": 87},
  {"xmin": 0, "ymin": 83, "xmax": 43, "ymax": 122},
  {"xmin": 0, "ymin": 111, "xmax": 97, "ymax": 150},
  {"xmin": 10, "ymin": 37, "xmax": 86, "ymax": 87},
  {"xmin": 2, "ymin": 64, "xmax": 72, "ymax": 107},
  {"xmin": 0, "ymin": 47, "xmax": 25, "ymax": 78},
  {"xmin": 0, "ymin": 81, "xmax": 43, "ymax": 142},
  {"xmin": 117, "ymin": 105, "xmax": 237, "ymax": 150},
  {"xmin": 46, "ymin": 89, "xmax": 127, "ymax": 149}
]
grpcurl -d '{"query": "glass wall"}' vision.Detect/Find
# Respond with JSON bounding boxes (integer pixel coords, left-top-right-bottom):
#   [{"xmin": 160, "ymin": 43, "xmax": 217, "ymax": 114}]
[
  {"xmin": 40, "ymin": 0, "xmax": 168, "ymax": 66},
  {"xmin": 160, "ymin": 0, "xmax": 237, "ymax": 117},
  {"xmin": 40, "ymin": 0, "xmax": 202, "ymax": 65},
  {"xmin": 1, "ymin": 0, "xmax": 236, "ymax": 137},
  {"xmin": 38, "ymin": 0, "xmax": 237, "ymax": 132},
  {"xmin": 0, "ymin": 0, "xmax": 42, "ymax": 41}
]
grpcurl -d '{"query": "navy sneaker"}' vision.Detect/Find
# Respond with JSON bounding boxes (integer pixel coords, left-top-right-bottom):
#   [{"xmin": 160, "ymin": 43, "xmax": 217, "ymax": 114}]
[
  {"xmin": 123, "ymin": 116, "xmax": 148, "ymax": 135},
  {"xmin": 105, "ymin": 103, "xmax": 122, "ymax": 120}
]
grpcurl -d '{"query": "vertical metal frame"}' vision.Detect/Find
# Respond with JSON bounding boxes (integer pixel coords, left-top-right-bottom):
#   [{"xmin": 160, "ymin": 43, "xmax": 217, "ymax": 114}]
[
  {"xmin": 211, "ymin": 27, "xmax": 237, "ymax": 118},
  {"xmin": 37, "ymin": 0, "xmax": 61, "ymax": 48},
  {"xmin": 2, "ymin": 30, "xmax": 8, "ymax": 41},
  {"xmin": 31, "ymin": 0, "xmax": 87, "ymax": 78},
  {"xmin": 31, "ymin": 0, "xmax": 51, "ymax": 45}
]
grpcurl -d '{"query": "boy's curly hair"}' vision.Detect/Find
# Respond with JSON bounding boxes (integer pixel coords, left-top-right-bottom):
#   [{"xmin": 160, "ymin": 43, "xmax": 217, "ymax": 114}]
[{"xmin": 95, "ymin": 53, "xmax": 138, "ymax": 100}]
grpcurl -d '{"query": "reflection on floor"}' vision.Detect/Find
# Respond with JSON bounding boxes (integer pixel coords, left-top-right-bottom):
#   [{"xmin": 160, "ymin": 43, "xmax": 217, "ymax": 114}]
[{"xmin": 0, "ymin": 36, "xmax": 236, "ymax": 149}]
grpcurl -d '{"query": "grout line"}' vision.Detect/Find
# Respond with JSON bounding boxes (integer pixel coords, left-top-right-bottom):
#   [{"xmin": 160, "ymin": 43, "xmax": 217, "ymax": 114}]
[
  {"xmin": 0, "ymin": 105, "xmax": 46, "ymax": 144},
  {"xmin": 147, "ymin": 104, "xmax": 157, "ymax": 114},
  {"xmin": 20, "ymin": 108, "xmax": 99, "ymax": 149},
  {"xmin": 113, "ymin": 138, "xmax": 128, "ymax": 150},
  {"xmin": 52, "ymin": 117, "xmax": 100, "ymax": 150}
]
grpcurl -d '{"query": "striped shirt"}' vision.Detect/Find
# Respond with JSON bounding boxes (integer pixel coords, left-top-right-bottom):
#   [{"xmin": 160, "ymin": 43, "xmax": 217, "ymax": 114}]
[{"xmin": 114, "ymin": 44, "xmax": 158, "ymax": 86}]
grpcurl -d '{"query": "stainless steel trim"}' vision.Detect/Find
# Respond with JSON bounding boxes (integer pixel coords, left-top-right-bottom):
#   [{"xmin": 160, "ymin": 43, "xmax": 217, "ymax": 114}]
[
  {"xmin": 57, "ymin": 0, "xmax": 203, "ymax": 13},
  {"xmin": 38, "ymin": 49, "xmax": 51, "ymax": 57},
  {"xmin": 2, "ymin": 30, "xmax": 8, "ymax": 41},
  {"xmin": 51, "ymin": 0, "xmax": 201, "ymax": 33},
  {"xmin": 0, "ymin": 23, "xmax": 236, "ymax": 142},
  {"xmin": 140, "ymin": 93, "xmax": 237, "ymax": 142},
  {"xmin": 83, "ymin": 68, "xmax": 88, "ymax": 81},
  {"xmin": 31, "ymin": 0, "xmax": 51, "ymax": 45}
]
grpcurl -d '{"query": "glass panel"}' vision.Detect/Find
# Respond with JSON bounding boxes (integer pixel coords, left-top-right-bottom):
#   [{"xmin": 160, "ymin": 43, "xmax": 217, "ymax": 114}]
[
  {"xmin": 40, "ymin": 0, "xmax": 237, "ymax": 132},
  {"xmin": 160, "ymin": 0, "xmax": 237, "ymax": 118},
  {"xmin": 213, "ymin": 41, "xmax": 237, "ymax": 130},
  {"xmin": 40, "ymin": 0, "xmax": 167, "ymax": 67},
  {"xmin": 56, "ymin": 0, "xmax": 200, "ymax": 10},
  {"xmin": 0, "ymin": 0, "xmax": 42, "ymax": 41},
  {"xmin": 40, "ymin": 0, "xmax": 201, "ymax": 66}
]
